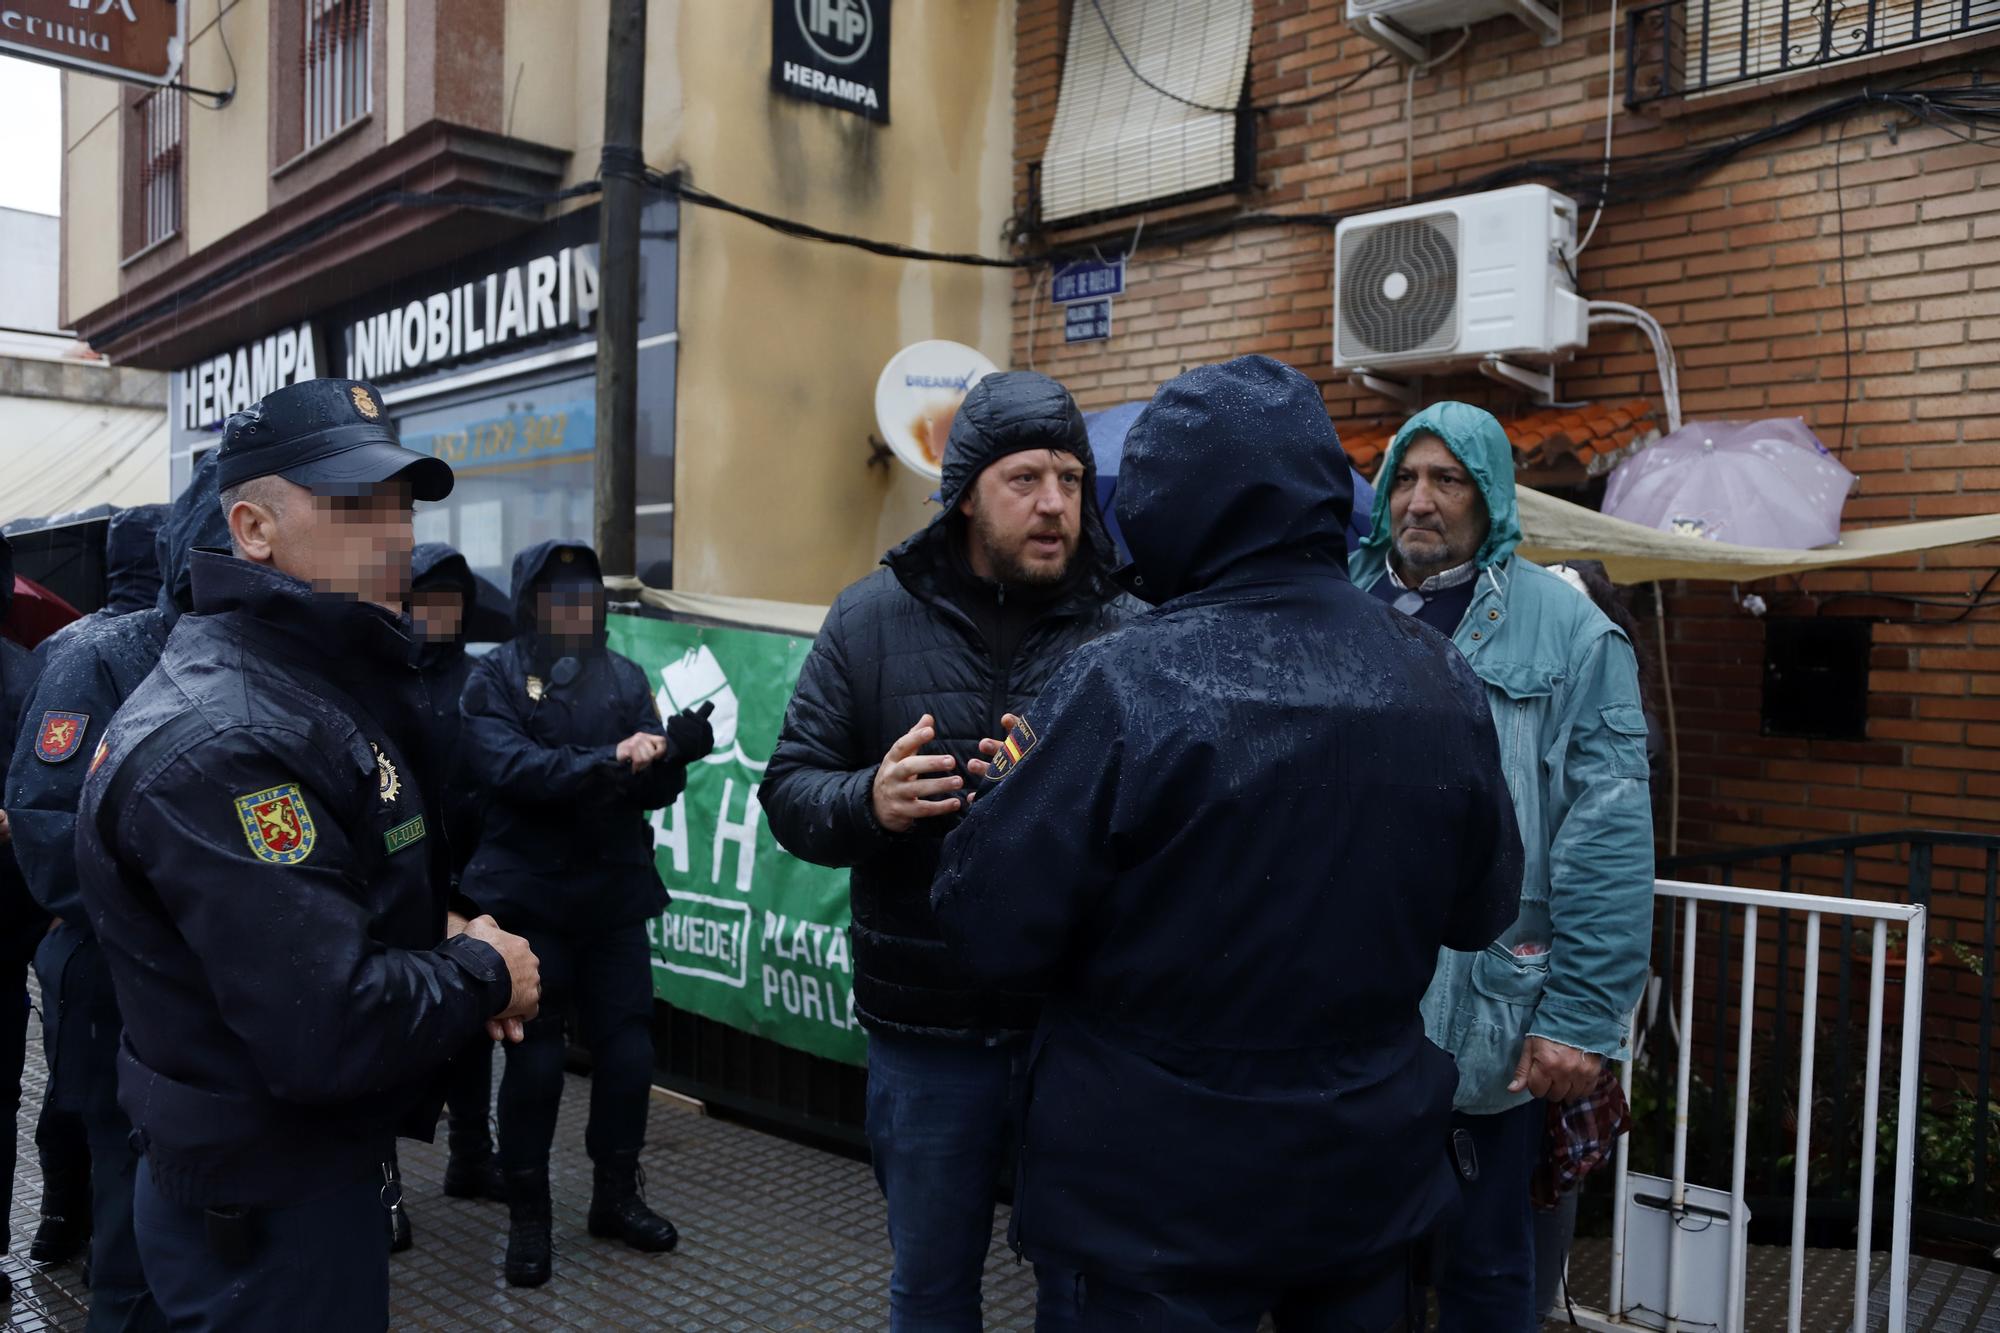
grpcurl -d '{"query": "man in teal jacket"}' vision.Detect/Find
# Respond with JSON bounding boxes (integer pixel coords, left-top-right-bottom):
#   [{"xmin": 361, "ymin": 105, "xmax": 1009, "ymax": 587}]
[{"xmin": 1350, "ymin": 401, "xmax": 1655, "ymax": 1332}]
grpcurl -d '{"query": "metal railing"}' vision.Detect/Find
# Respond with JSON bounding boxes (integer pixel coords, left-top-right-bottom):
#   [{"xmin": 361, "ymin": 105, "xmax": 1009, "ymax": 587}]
[
  {"xmin": 304, "ymin": 0, "xmax": 372, "ymax": 149},
  {"xmin": 1625, "ymin": 0, "xmax": 2000, "ymax": 105},
  {"xmin": 1660, "ymin": 830, "xmax": 2000, "ymax": 1250},
  {"xmin": 1567, "ymin": 878, "xmax": 1928, "ymax": 1333}
]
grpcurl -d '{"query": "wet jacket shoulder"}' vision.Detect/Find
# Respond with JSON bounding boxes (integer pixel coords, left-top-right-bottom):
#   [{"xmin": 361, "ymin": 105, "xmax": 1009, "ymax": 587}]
[
  {"xmin": 761, "ymin": 371, "xmax": 1134, "ymax": 1041},
  {"xmin": 75, "ymin": 556, "xmax": 511, "ymax": 1208},
  {"xmin": 7, "ymin": 609, "xmax": 168, "ymax": 924},
  {"xmin": 459, "ymin": 541, "xmax": 682, "ymax": 931}
]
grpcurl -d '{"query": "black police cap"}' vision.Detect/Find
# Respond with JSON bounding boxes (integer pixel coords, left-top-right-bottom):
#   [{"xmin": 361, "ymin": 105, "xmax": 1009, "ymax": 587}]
[{"xmin": 215, "ymin": 379, "xmax": 454, "ymax": 502}]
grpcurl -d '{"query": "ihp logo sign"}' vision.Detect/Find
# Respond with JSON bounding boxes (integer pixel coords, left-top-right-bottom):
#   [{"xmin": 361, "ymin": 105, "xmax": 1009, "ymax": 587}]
[{"xmin": 773, "ymin": 0, "xmax": 890, "ymax": 123}]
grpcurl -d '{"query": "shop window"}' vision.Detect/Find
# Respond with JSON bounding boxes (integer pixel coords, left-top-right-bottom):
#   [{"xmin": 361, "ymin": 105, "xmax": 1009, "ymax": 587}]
[
  {"xmin": 1628, "ymin": 0, "xmax": 2000, "ymax": 105},
  {"xmin": 1038, "ymin": 0, "xmax": 1253, "ymax": 224},
  {"xmin": 304, "ymin": 0, "xmax": 373, "ymax": 149},
  {"xmin": 126, "ymin": 87, "xmax": 182, "ymax": 257},
  {"xmin": 1761, "ymin": 617, "xmax": 1871, "ymax": 742}
]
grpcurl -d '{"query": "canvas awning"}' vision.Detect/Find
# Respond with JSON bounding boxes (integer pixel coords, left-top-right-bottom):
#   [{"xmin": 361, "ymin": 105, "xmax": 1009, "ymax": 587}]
[
  {"xmin": 603, "ymin": 578, "xmax": 828, "ymax": 638},
  {"xmin": 1517, "ymin": 485, "xmax": 2000, "ymax": 586},
  {"xmin": 0, "ymin": 395, "xmax": 169, "ymax": 527}
]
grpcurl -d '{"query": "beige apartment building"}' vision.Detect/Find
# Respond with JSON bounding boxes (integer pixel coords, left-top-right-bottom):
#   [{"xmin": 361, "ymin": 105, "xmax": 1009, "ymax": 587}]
[{"xmin": 59, "ymin": 0, "xmax": 1015, "ymax": 602}]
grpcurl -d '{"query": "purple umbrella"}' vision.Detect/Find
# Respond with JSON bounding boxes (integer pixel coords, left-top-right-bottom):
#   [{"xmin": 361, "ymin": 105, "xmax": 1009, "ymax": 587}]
[{"xmin": 1602, "ymin": 418, "xmax": 1857, "ymax": 550}]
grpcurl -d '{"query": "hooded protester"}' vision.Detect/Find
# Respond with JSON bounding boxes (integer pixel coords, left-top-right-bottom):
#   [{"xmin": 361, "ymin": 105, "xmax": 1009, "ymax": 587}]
[
  {"xmin": 1350, "ymin": 401, "xmax": 1655, "ymax": 1332},
  {"xmin": 762, "ymin": 369, "xmax": 1132, "ymax": 1331},
  {"xmin": 34, "ymin": 505, "xmax": 170, "ymax": 662},
  {"xmin": 0, "ymin": 531, "xmax": 52, "ymax": 1303},
  {"xmin": 4, "ymin": 454, "xmax": 230, "ymax": 1327},
  {"xmin": 929, "ymin": 356, "xmax": 1524, "ymax": 1332},
  {"xmin": 459, "ymin": 539, "xmax": 711, "ymax": 1288},
  {"xmin": 407, "ymin": 543, "xmax": 505, "ymax": 1211}
]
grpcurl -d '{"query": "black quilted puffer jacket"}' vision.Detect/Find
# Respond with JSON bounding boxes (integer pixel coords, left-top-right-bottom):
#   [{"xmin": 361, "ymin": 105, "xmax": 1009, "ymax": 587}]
[{"xmin": 761, "ymin": 371, "xmax": 1132, "ymax": 1041}]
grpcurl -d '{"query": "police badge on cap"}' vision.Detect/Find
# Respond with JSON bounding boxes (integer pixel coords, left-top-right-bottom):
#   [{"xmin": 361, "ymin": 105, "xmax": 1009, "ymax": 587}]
[{"xmin": 215, "ymin": 379, "xmax": 453, "ymax": 501}]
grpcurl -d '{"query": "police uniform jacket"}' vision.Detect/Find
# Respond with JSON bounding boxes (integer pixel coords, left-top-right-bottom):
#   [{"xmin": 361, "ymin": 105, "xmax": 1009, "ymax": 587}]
[
  {"xmin": 410, "ymin": 543, "xmax": 483, "ymax": 878},
  {"xmin": 0, "ymin": 534, "xmax": 47, "ymax": 966},
  {"xmin": 459, "ymin": 541, "xmax": 683, "ymax": 933},
  {"xmin": 76, "ymin": 550, "xmax": 511, "ymax": 1209},
  {"xmin": 7, "ymin": 457, "xmax": 229, "ymax": 1114}
]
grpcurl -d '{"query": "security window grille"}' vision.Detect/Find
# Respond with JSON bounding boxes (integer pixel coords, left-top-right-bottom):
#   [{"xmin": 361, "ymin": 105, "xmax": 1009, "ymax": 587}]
[
  {"xmin": 137, "ymin": 88, "xmax": 182, "ymax": 250},
  {"xmin": 1628, "ymin": 0, "xmax": 2000, "ymax": 104},
  {"xmin": 1039, "ymin": 0, "xmax": 1253, "ymax": 223},
  {"xmin": 304, "ymin": 0, "xmax": 372, "ymax": 148}
]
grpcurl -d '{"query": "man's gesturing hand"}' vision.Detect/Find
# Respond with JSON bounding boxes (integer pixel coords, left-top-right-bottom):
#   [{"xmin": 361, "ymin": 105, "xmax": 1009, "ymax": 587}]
[
  {"xmin": 871, "ymin": 714, "xmax": 962, "ymax": 834},
  {"xmin": 1509, "ymin": 1035, "xmax": 1603, "ymax": 1103},
  {"xmin": 461, "ymin": 915, "xmax": 541, "ymax": 1043},
  {"xmin": 961, "ymin": 713, "xmax": 1024, "ymax": 808}
]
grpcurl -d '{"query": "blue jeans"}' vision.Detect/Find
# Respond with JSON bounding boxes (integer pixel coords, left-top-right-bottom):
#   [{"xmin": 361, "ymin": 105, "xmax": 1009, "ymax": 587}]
[
  {"xmin": 865, "ymin": 1030, "xmax": 1076, "ymax": 1333},
  {"xmin": 1433, "ymin": 1100, "xmax": 1544, "ymax": 1333}
]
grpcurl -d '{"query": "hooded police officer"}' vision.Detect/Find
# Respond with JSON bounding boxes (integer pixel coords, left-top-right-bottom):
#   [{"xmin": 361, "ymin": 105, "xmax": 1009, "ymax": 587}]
[
  {"xmin": 459, "ymin": 539, "xmax": 712, "ymax": 1287},
  {"xmin": 5, "ymin": 451, "xmax": 230, "ymax": 1328},
  {"xmin": 75, "ymin": 378, "xmax": 541, "ymax": 1331}
]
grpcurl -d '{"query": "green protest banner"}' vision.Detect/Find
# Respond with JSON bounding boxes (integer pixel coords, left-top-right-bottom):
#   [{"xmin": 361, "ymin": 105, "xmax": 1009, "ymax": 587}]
[{"xmin": 606, "ymin": 613, "xmax": 867, "ymax": 1067}]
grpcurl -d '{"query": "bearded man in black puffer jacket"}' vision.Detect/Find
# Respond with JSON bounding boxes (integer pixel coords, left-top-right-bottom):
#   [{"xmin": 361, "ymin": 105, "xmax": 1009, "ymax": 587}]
[{"xmin": 762, "ymin": 370, "xmax": 1130, "ymax": 1331}]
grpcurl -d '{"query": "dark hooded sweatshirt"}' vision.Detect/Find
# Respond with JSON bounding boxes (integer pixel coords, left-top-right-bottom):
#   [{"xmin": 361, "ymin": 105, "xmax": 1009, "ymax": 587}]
[
  {"xmin": 410, "ymin": 543, "xmax": 482, "ymax": 877},
  {"xmin": 458, "ymin": 541, "xmax": 685, "ymax": 931},
  {"xmin": 931, "ymin": 355, "xmax": 1524, "ymax": 1290},
  {"xmin": 761, "ymin": 370, "xmax": 1135, "ymax": 1042},
  {"xmin": 6, "ymin": 453, "xmax": 230, "ymax": 1112},
  {"xmin": 33, "ymin": 504, "xmax": 169, "ymax": 662}
]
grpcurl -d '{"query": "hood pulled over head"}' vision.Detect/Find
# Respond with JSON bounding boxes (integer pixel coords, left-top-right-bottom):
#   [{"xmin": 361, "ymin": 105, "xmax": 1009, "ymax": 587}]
[
  {"xmin": 1360, "ymin": 400, "xmax": 1522, "ymax": 571},
  {"xmin": 158, "ymin": 449, "xmax": 232, "ymax": 622}
]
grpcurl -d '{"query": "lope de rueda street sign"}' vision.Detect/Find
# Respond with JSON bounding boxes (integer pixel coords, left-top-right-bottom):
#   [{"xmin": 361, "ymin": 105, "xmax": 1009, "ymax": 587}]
[{"xmin": 1, "ymin": 0, "xmax": 184, "ymax": 87}]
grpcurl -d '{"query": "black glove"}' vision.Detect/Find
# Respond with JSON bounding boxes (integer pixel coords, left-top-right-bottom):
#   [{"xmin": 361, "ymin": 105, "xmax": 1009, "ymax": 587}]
[{"xmin": 666, "ymin": 701, "xmax": 716, "ymax": 764}]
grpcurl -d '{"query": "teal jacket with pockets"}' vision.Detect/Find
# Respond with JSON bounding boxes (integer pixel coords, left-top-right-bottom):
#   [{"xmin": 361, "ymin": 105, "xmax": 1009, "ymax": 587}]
[{"xmin": 1350, "ymin": 401, "xmax": 1656, "ymax": 1115}]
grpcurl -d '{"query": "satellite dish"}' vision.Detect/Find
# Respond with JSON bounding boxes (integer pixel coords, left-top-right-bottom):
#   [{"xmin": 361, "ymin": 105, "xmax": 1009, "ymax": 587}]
[{"xmin": 874, "ymin": 340, "xmax": 1000, "ymax": 481}]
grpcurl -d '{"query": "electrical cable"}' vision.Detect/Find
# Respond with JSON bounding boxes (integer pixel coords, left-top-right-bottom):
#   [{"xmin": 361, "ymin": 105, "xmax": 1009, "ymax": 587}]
[
  {"xmin": 188, "ymin": 0, "xmax": 240, "ymax": 110},
  {"xmin": 1573, "ymin": 0, "xmax": 1619, "ymax": 260},
  {"xmin": 1833, "ymin": 115, "xmax": 1855, "ymax": 455},
  {"xmin": 657, "ymin": 173, "xmax": 1021, "ymax": 268}
]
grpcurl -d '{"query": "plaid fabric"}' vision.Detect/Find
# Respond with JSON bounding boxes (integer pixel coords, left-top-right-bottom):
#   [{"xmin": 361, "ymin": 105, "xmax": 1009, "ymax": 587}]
[{"xmin": 1532, "ymin": 1067, "xmax": 1633, "ymax": 1210}]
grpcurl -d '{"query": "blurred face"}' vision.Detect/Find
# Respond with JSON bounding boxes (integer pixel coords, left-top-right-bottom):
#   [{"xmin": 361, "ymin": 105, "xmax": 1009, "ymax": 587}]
[
  {"xmin": 536, "ymin": 585, "xmax": 598, "ymax": 639},
  {"xmin": 1389, "ymin": 435, "xmax": 1488, "ymax": 581},
  {"xmin": 958, "ymin": 449, "xmax": 1084, "ymax": 586},
  {"xmin": 227, "ymin": 478, "xmax": 415, "ymax": 611},
  {"xmin": 410, "ymin": 587, "xmax": 464, "ymax": 644}
]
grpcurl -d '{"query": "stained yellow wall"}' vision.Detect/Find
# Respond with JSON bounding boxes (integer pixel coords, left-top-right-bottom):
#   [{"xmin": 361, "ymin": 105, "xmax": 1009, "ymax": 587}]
[
  {"xmin": 60, "ymin": 73, "xmax": 121, "ymax": 324},
  {"xmin": 668, "ymin": 1, "xmax": 1016, "ymax": 604},
  {"xmin": 184, "ymin": 0, "xmax": 270, "ymax": 254}
]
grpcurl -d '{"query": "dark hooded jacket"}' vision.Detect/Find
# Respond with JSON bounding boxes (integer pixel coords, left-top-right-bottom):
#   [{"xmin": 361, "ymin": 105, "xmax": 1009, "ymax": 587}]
[
  {"xmin": 931, "ymin": 356, "xmax": 1524, "ymax": 1289},
  {"xmin": 459, "ymin": 541, "xmax": 685, "ymax": 931},
  {"xmin": 410, "ymin": 543, "xmax": 482, "ymax": 877},
  {"xmin": 761, "ymin": 371, "xmax": 1134, "ymax": 1042},
  {"xmin": 32, "ymin": 504, "xmax": 168, "ymax": 661},
  {"xmin": 0, "ymin": 533, "xmax": 45, "ymax": 960},
  {"xmin": 74, "ymin": 550, "xmax": 509, "ymax": 1208},
  {"xmin": 6, "ymin": 455, "xmax": 230, "ymax": 1114}
]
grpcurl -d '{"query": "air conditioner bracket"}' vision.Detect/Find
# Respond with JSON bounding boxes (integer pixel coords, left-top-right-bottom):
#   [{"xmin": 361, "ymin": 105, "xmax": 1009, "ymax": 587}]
[
  {"xmin": 1351, "ymin": 366, "xmax": 1421, "ymax": 408},
  {"xmin": 1478, "ymin": 355, "xmax": 1557, "ymax": 404},
  {"xmin": 1495, "ymin": 0, "xmax": 1562, "ymax": 46}
]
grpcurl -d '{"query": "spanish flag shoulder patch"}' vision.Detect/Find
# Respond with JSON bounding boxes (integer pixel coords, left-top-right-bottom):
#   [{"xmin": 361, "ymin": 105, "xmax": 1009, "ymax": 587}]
[{"xmin": 988, "ymin": 718, "xmax": 1039, "ymax": 781}]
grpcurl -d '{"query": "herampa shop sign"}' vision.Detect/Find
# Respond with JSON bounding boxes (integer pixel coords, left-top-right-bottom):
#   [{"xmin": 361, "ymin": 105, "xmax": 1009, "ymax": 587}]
[
  {"xmin": 608, "ymin": 615, "xmax": 866, "ymax": 1066},
  {"xmin": 771, "ymin": 0, "xmax": 889, "ymax": 123}
]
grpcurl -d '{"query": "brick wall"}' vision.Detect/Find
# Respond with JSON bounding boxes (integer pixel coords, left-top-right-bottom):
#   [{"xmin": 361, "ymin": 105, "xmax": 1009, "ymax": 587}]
[{"xmin": 1010, "ymin": 0, "xmax": 2000, "ymax": 890}]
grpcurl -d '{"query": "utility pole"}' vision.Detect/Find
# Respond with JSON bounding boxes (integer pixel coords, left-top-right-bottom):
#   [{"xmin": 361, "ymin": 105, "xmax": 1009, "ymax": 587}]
[{"xmin": 593, "ymin": 0, "xmax": 646, "ymax": 577}]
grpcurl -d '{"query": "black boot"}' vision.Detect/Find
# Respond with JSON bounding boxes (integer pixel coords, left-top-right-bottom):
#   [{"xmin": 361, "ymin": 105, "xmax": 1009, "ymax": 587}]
[
  {"xmin": 27, "ymin": 1167, "xmax": 90, "ymax": 1265},
  {"xmin": 586, "ymin": 1155, "xmax": 678, "ymax": 1254},
  {"xmin": 387, "ymin": 1199, "xmax": 413, "ymax": 1253},
  {"xmin": 503, "ymin": 1168, "xmax": 552, "ymax": 1287},
  {"xmin": 443, "ymin": 1150, "xmax": 507, "ymax": 1203}
]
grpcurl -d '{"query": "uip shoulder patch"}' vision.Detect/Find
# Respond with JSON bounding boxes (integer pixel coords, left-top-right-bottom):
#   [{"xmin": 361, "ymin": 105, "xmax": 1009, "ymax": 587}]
[{"xmin": 234, "ymin": 784, "xmax": 317, "ymax": 865}]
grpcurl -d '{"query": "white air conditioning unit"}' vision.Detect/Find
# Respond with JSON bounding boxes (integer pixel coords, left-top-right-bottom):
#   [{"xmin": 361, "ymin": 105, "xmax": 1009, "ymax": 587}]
[
  {"xmin": 1333, "ymin": 184, "xmax": 1588, "ymax": 378},
  {"xmin": 1346, "ymin": 0, "xmax": 1560, "ymax": 62}
]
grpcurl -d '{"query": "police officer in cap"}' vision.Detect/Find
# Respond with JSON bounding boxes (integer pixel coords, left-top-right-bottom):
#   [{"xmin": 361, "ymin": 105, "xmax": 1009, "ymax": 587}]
[{"xmin": 76, "ymin": 378, "xmax": 542, "ymax": 1330}]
